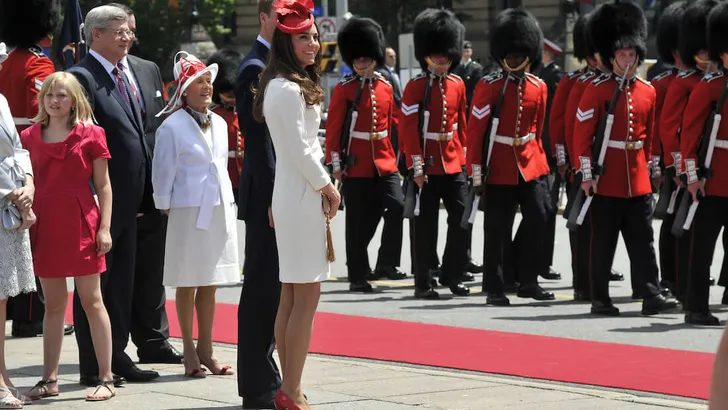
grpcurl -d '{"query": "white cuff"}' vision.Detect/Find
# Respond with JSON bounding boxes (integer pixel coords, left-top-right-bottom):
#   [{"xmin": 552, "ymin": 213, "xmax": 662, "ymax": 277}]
[
  {"xmin": 412, "ymin": 155, "xmax": 424, "ymax": 177},
  {"xmin": 579, "ymin": 156, "xmax": 593, "ymax": 181},
  {"xmin": 671, "ymin": 152, "xmax": 682, "ymax": 174},
  {"xmin": 472, "ymin": 165, "xmax": 482, "ymax": 186},
  {"xmin": 651, "ymin": 155, "xmax": 662, "ymax": 178},
  {"xmin": 685, "ymin": 159, "xmax": 699, "ymax": 184},
  {"xmin": 153, "ymin": 194, "xmax": 171, "ymax": 210},
  {"xmin": 555, "ymin": 144, "xmax": 566, "ymax": 166},
  {"xmin": 331, "ymin": 152, "xmax": 342, "ymax": 173}
]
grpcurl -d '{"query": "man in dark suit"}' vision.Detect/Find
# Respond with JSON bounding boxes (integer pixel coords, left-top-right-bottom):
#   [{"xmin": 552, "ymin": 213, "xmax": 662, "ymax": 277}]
[
  {"xmin": 109, "ymin": 2, "xmax": 183, "ymax": 366},
  {"xmin": 453, "ymin": 41, "xmax": 484, "ymax": 114},
  {"xmin": 235, "ymin": 1, "xmax": 281, "ymax": 408},
  {"xmin": 68, "ymin": 5, "xmax": 159, "ymax": 385}
]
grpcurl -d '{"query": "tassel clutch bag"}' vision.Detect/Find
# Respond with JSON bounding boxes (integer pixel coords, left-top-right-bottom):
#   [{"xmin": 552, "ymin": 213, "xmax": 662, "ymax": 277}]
[{"xmin": 321, "ymin": 193, "xmax": 336, "ymax": 263}]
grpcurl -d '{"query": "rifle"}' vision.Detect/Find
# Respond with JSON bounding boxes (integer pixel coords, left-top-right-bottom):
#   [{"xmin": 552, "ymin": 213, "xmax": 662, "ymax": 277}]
[
  {"xmin": 566, "ymin": 68, "xmax": 630, "ymax": 231},
  {"xmin": 460, "ymin": 74, "xmax": 509, "ymax": 229},
  {"xmin": 653, "ymin": 166, "xmax": 679, "ymax": 220},
  {"xmin": 671, "ymin": 79, "xmax": 728, "ymax": 237},
  {"xmin": 333, "ymin": 79, "xmax": 366, "ymax": 210},
  {"xmin": 404, "ymin": 74, "xmax": 435, "ymax": 219}
]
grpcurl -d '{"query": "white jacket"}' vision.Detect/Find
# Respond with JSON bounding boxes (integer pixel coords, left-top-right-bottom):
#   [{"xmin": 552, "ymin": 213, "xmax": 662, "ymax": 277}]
[{"xmin": 152, "ymin": 109, "xmax": 234, "ymax": 230}]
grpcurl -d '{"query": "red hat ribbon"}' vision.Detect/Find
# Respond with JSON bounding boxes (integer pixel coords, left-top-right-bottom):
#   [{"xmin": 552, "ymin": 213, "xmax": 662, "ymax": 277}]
[{"xmin": 273, "ymin": 0, "xmax": 315, "ymax": 34}]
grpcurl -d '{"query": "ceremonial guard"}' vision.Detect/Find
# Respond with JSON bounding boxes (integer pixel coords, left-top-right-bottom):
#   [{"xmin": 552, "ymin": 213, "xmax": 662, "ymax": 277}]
[
  {"xmin": 399, "ymin": 8, "xmax": 470, "ymax": 299},
  {"xmin": 654, "ymin": 0, "xmax": 697, "ymax": 303},
  {"xmin": 563, "ymin": 12, "xmax": 626, "ymax": 287},
  {"xmin": 513, "ymin": 37, "xmax": 564, "ymax": 284},
  {"xmin": 677, "ymin": 0, "xmax": 728, "ymax": 326},
  {"xmin": 466, "ymin": 8, "xmax": 553, "ymax": 306},
  {"xmin": 325, "ymin": 16, "xmax": 406, "ymax": 293},
  {"xmin": 572, "ymin": 0, "xmax": 678, "ymax": 316},
  {"xmin": 548, "ymin": 14, "xmax": 593, "ymax": 299},
  {"xmin": 0, "ymin": 0, "xmax": 75, "ymax": 338},
  {"xmin": 207, "ymin": 50, "xmax": 244, "ymax": 201}
]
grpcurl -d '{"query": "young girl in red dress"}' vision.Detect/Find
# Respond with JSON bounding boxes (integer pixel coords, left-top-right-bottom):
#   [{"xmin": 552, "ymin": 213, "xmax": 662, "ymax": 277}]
[{"xmin": 21, "ymin": 72, "xmax": 115, "ymax": 402}]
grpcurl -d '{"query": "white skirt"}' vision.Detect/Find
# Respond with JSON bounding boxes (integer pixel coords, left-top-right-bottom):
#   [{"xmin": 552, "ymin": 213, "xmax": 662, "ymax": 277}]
[{"xmin": 163, "ymin": 202, "xmax": 240, "ymax": 287}]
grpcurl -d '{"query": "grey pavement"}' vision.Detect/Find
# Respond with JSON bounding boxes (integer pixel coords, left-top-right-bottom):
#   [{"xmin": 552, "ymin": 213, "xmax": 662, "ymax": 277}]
[
  {"xmin": 219, "ymin": 207, "xmax": 728, "ymax": 354},
  {"xmin": 3, "ymin": 331, "xmax": 708, "ymax": 409}
]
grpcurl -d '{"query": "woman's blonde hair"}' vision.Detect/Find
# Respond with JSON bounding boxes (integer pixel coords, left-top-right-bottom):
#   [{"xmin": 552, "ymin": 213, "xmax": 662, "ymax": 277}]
[{"xmin": 32, "ymin": 72, "xmax": 95, "ymax": 128}]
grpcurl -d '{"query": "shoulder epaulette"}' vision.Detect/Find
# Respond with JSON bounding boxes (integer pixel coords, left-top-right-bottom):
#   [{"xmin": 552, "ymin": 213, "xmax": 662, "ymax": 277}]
[
  {"xmin": 577, "ymin": 70, "xmax": 598, "ymax": 82},
  {"xmin": 449, "ymin": 72, "xmax": 462, "ymax": 81},
  {"xmin": 704, "ymin": 71, "xmax": 725, "ymax": 82},
  {"xmin": 411, "ymin": 72, "xmax": 428, "ymax": 82},
  {"xmin": 525, "ymin": 72, "xmax": 541, "ymax": 87},
  {"xmin": 677, "ymin": 69, "xmax": 697, "ymax": 79},
  {"xmin": 566, "ymin": 67, "xmax": 585, "ymax": 79},
  {"xmin": 28, "ymin": 46, "xmax": 45, "ymax": 58},
  {"xmin": 652, "ymin": 70, "xmax": 673, "ymax": 82},
  {"xmin": 636, "ymin": 76, "xmax": 652, "ymax": 87},
  {"xmin": 482, "ymin": 70, "xmax": 503, "ymax": 84},
  {"xmin": 340, "ymin": 74, "xmax": 357, "ymax": 85},
  {"xmin": 591, "ymin": 73, "xmax": 611, "ymax": 86}
]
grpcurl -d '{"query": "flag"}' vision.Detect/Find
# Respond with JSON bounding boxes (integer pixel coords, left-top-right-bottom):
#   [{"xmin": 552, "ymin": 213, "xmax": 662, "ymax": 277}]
[{"xmin": 56, "ymin": 0, "xmax": 87, "ymax": 69}]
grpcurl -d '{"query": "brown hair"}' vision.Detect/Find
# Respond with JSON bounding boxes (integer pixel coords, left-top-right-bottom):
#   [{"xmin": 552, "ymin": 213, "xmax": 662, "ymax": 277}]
[
  {"xmin": 252, "ymin": 24, "xmax": 324, "ymax": 123},
  {"xmin": 33, "ymin": 72, "xmax": 95, "ymax": 128},
  {"xmin": 258, "ymin": 0, "xmax": 274, "ymax": 18}
]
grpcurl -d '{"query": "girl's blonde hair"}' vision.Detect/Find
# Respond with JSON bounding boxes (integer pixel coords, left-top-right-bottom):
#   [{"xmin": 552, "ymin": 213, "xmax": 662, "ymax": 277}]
[{"xmin": 32, "ymin": 72, "xmax": 95, "ymax": 128}]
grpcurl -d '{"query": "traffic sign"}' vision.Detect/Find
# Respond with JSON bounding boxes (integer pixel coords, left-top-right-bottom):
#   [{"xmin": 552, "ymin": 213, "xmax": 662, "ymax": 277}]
[{"xmin": 317, "ymin": 17, "xmax": 336, "ymax": 36}]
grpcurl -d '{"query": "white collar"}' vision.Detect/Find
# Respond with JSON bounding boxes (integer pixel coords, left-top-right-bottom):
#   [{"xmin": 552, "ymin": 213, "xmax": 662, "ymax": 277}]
[
  {"xmin": 89, "ymin": 49, "xmax": 119, "ymax": 78},
  {"xmin": 257, "ymin": 35, "xmax": 271, "ymax": 50}
]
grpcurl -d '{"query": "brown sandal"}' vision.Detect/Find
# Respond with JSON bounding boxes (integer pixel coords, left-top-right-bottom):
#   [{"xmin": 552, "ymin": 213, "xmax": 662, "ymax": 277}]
[
  {"xmin": 26, "ymin": 379, "xmax": 58, "ymax": 400},
  {"xmin": 86, "ymin": 380, "xmax": 115, "ymax": 402}
]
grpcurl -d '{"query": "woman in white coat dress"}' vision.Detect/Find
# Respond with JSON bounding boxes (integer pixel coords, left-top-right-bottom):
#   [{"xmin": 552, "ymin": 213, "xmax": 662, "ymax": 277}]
[
  {"xmin": 252, "ymin": 1, "xmax": 341, "ymax": 409},
  {"xmin": 152, "ymin": 52, "xmax": 239, "ymax": 378}
]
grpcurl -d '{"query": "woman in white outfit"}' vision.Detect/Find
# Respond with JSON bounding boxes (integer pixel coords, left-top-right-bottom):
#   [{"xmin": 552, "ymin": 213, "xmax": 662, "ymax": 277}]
[
  {"xmin": 152, "ymin": 52, "xmax": 240, "ymax": 378},
  {"xmin": 0, "ymin": 42, "xmax": 37, "ymax": 409},
  {"xmin": 252, "ymin": 0, "xmax": 341, "ymax": 408}
]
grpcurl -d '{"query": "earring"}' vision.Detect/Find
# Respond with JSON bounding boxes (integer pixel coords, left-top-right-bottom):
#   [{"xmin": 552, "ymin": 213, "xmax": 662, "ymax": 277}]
[{"xmin": 183, "ymin": 92, "xmax": 188, "ymax": 97}]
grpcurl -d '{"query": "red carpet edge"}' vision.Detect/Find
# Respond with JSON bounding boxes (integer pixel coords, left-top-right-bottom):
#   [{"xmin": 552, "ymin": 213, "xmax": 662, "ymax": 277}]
[{"xmin": 64, "ymin": 295, "xmax": 712, "ymax": 400}]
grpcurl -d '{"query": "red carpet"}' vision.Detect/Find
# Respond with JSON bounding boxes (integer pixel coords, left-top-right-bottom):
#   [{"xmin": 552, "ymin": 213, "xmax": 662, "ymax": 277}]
[{"xmin": 64, "ymin": 296, "xmax": 713, "ymax": 400}]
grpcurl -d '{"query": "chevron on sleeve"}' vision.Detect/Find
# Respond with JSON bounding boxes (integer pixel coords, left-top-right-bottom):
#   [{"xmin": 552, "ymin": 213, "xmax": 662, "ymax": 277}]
[
  {"xmin": 401, "ymin": 103, "xmax": 419, "ymax": 116},
  {"xmin": 471, "ymin": 104, "xmax": 491, "ymax": 120},
  {"xmin": 576, "ymin": 108, "xmax": 594, "ymax": 122}
]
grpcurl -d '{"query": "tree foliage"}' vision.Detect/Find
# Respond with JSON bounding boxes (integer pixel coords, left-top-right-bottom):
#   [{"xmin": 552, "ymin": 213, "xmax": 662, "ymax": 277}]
[{"xmin": 77, "ymin": 0, "xmax": 235, "ymax": 69}]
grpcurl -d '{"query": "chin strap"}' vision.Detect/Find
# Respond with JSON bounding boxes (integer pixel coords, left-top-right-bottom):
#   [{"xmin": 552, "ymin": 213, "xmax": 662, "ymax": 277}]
[
  {"xmin": 353, "ymin": 60, "xmax": 376, "ymax": 77},
  {"xmin": 425, "ymin": 56, "xmax": 452, "ymax": 73},
  {"xmin": 502, "ymin": 56, "xmax": 530, "ymax": 73}
]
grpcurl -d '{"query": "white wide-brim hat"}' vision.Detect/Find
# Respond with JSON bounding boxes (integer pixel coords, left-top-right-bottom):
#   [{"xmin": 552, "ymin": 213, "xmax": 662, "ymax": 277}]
[{"xmin": 156, "ymin": 51, "xmax": 218, "ymax": 117}]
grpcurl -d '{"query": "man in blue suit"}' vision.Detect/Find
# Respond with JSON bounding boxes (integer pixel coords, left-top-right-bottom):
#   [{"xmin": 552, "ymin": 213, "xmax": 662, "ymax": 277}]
[
  {"xmin": 235, "ymin": 0, "xmax": 280, "ymax": 408},
  {"xmin": 68, "ymin": 5, "xmax": 159, "ymax": 385}
]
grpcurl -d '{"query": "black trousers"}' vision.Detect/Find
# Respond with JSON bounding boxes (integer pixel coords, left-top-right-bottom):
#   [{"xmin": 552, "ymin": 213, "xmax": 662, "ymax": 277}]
[
  {"xmin": 685, "ymin": 196, "xmax": 728, "ymax": 313},
  {"xmin": 130, "ymin": 212, "xmax": 170, "ymax": 355},
  {"xmin": 658, "ymin": 188, "xmax": 690, "ymax": 300},
  {"xmin": 484, "ymin": 175, "xmax": 551, "ymax": 294},
  {"xmin": 588, "ymin": 195, "xmax": 661, "ymax": 303},
  {"xmin": 7, "ymin": 280, "xmax": 44, "ymax": 325},
  {"xmin": 75, "ymin": 215, "xmax": 137, "ymax": 375},
  {"xmin": 238, "ymin": 190, "xmax": 282, "ymax": 404},
  {"xmin": 719, "ymin": 229, "xmax": 728, "ymax": 287},
  {"xmin": 412, "ymin": 173, "xmax": 469, "ymax": 290},
  {"xmin": 344, "ymin": 174, "xmax": 404, "ymax": 282}
]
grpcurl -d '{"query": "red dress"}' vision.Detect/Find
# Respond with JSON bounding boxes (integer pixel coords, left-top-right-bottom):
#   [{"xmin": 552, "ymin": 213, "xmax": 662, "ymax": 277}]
[{"xmin": 21, "ymin": 123, "xmax": 111, "ymax": 278}]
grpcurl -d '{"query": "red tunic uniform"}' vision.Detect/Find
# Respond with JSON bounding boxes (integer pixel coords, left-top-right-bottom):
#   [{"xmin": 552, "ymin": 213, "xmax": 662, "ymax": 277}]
[
  {"xmin": 659, "ymin": 70, "xmax": 702, "ymax": 172},
  {"xmin": 466, "ymin": 70, "xmax": 549, "ymax": 185},
  {"xmin": 564, "ymin": 70, "xmax": 600, "ymax": 169},
  {"xmin": 325, "ymin": 73, "xmax": 398, "ymax": 178},
  {"xmin": 21, "ymin": 123, "xmax": 111, "ymax": 278},
  {"xmin": 681, "ymin": 70, "xmax": 728, "ymax": 197},
  {"xmin": 211, "ymin": 104, "xmax": 243, "ymax": 189},
  {"xmin": 650, "ymin": 69, "xmax": 676, "ymax": 163},
  {"xmin": 0, "ymin": 47, "xmax": 54, "ymax": 132},
  {"xmin": 398, "ymin": 72, "xmax": 468, "ymax": 175},
  {"xmin": 573, "ymin": 73, "xmax": 656, "ymax": 198},
  {"xmin": 549, "ymin": 67, "xmax": 587, "ymax": 165}
]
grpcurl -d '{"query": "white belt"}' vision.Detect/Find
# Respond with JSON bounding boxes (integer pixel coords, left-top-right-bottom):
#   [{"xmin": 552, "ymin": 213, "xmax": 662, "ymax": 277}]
[
  {"xmin": 494, "ymin": 133, "xmax": 535, "ymax": 147},
  {"xmin": 12, "ymin": 118, "xmax": 32, "ymax": 126},
  {"xmin": 607, "ymin": 140, "xmax": 644, "ymax": 151},
  {"xmin": 228, "ymin": 151, "xmax": 244, "ymax": 158},
  {"xmin": 351, "ymin": 130, "xmax": 389, "ymax": 141},
  {"xmin": 424, "ymin": 131, "xmax": 453, "ymax": 141},
  {"xmin": 714, "ymin": 140, "xmax": 728, "ymax": 149}
]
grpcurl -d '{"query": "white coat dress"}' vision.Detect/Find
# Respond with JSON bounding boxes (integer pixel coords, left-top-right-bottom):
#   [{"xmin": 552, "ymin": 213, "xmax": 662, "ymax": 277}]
[
  {"xmin": 264, "ymin": 78, "xmax": 331, "ymax": 283},
  {"xmin": 152, "ymin": 108, "xmax": 240, "ymax": 287}
]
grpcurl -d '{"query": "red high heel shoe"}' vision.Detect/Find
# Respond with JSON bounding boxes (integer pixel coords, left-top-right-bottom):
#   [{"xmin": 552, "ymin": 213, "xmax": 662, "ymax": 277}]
[{"xmin": 274, "ymin": 390, "xmax": 302, "ymax": 410}]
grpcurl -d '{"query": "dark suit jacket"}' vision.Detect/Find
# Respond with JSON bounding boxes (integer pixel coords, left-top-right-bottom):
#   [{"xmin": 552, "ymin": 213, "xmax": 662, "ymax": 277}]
[
  {"xmin": 235, "ymin": 39, "xmax": 274, "ymax": 221},
  {"xmin": 126, "ymin": 55, "xmax": 166, "ymax": 152},
  {"xmin": 69, "ymin": 53, "xmax": 154, "ymax": 229},
  {"xmin": 453, "ymin": 60, "xmax": 485, "ymax": 114}
]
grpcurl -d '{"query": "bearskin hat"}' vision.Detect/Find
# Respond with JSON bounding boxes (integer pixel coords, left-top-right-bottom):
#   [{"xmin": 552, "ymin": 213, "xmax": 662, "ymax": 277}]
[
  {"xmin": 588, "ymin": 0, "xmax": 647, "ymax": 71},
  {"xmin": 413, "ymin": 8, "xmax": 464, "ymax": 72},
  {"xmin": 206, "ymin": 49, "xmax": 242, "ymax": 104},
  {"xmin": 679, "ymin": 0, "xmax": 720, "ymax": 70},
  {"xmin": 657, "ymin": 1, "xmax": 687, "ymax": 64},
  {"xmin": 490, "ymin": 8, "xmax": 543, "ymax": 72},
  {"xmin": 337, "ymin": 17, "xmax": 386, "ymax": 69},
  {"xmin": 573, "ymin": 14, "xmax": 590, "ymax": 61},
  {"xmin": 708, "ymin": 2, "xmax": 728, "ymax": 63},
  {"xmin": 0, "ymin": 0, "xmax": 61, "ymax": 48}
]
